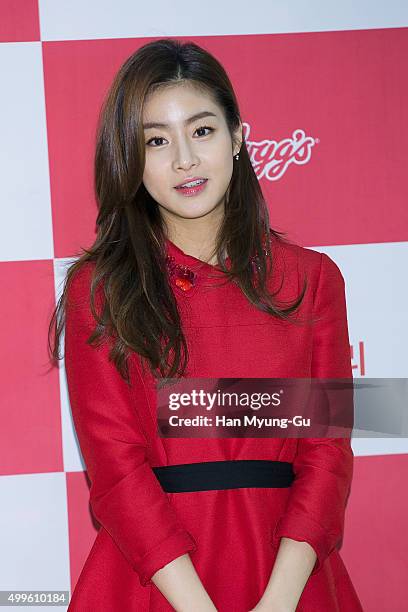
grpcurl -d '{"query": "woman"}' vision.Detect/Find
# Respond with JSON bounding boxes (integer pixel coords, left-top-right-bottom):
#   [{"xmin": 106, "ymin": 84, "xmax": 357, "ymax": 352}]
[{"xmin": 49, "ymin": 38, "xmax": 363, "ymax": 611}]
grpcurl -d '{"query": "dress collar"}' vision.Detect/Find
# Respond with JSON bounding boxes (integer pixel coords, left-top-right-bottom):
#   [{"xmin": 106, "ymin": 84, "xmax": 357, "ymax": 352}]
[
  {"xmin": 164, "ymin": 231, "xmax": 271, "ymax": 293},
  {"xmin": 165, "ymin": 237, "xmax": 229, "ymax": 292}
]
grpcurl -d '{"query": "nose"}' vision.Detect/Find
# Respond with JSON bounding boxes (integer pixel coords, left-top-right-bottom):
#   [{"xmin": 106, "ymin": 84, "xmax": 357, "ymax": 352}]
[{"xmin": 174, "ymin": 136, "xmax": 199, "ymax": 170}]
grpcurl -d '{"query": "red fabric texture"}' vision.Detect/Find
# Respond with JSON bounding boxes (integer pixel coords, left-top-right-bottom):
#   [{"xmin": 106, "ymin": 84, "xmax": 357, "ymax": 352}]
[{"xmin": 65, "ymin": 231, "xmax": 363, "ymax": 611}]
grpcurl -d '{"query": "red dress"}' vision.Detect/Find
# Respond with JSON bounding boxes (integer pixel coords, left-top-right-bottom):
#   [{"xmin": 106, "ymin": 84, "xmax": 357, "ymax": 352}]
[{"xmin": 64, "ymin": 231, "xmax": 363, "ymax": 611}]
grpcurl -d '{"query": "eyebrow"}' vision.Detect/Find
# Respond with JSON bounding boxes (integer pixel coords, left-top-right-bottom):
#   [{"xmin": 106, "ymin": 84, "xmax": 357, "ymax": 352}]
[{"xmin": 142, "ymin": 111, "xmax": 218, "ymax": 130}]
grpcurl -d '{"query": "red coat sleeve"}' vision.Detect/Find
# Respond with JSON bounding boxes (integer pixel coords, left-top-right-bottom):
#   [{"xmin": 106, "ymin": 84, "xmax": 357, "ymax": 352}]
[
  {"xmin": 64, "ymin": 264, "xmax": 197, "ymax": 587},
  {"xmin": 271, "ymin": 252, "xmax": 354, "ymax": 575}
]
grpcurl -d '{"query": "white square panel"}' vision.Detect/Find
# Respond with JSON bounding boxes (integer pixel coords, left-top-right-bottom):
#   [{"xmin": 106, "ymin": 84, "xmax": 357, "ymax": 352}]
[
  {"xmin": 0, "ymin": 472, "xmax": 70, "ymax": 609},
  {"xmin": 54, "ymin": 258, "xmax": 86, "ymax": 473},
  {"xmin": 39, "ymin": 0, "xmax": 408, "ymax": 41},
  {"xmin": 0, "ymin": 42, "xmax": 53, "ymax": 262},
  {"xmin": 309, "ymin": 243, "xmax": 408, "ymax": 456},
  {"xmin": 313, "ymin": 242, "xmax": 408, "ymax": 377}
]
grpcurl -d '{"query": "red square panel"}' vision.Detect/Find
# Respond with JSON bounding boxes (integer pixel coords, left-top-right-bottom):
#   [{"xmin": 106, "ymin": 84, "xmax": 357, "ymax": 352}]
[
  {"xmin": 43, "ymin": 37, "xmax": 154, "ymax": 259},
  {"xmin": 0, "ymin": 259, "xmax": 63, "ymax": 475},
  {"xmin": 211, "ymin": 28, "xmax": 408, "ymax": 246},
  {"xmin": 45, "ymin": 30, "xmax": 408, "ymax": 259},
  {"xmin": 343, "ymin": 453, "xmax": 408, "ymax": 610},
  {"xmin": 0, "ymin": 0, "xmax": 40, "ymax": 42}
]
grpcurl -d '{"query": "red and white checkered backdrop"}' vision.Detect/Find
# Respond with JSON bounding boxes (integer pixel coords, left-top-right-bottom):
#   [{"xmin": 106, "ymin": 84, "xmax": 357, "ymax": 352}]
[{"xmin": 0, "ymin": 1, "xmax": 407, "ymax": 610}]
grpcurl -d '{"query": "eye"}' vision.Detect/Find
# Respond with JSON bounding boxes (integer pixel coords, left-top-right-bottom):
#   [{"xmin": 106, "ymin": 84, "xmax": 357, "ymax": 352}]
[
  {"xmin": 146, "ymin": 125, "xmax": 215, "ymax": 147},
  {"xmin": 146, "ymin": 135, "xmax": 166, "ymax": 147},
  {"xmin": 195, "ymin": 125, "xmax": 214, "ymax": 138}
]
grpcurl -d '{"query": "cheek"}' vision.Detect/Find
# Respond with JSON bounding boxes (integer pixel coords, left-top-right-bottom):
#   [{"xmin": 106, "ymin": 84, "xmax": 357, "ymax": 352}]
[
  {"xmin": 142, "ymin": 160, "xmax": 164, "ymax": 190},
  {"xmin": 216, "ymin": 150, "xmax": 234, "ymax": 182},
  {"xmin": 213, "ymin": 142, "xmax": 234, "ymax": 171}
]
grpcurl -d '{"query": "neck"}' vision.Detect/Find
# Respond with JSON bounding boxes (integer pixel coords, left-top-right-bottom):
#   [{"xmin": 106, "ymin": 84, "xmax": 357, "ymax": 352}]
[{"xmin": 163, "ymin": 214, "xmax": 224, "ymax": 265}]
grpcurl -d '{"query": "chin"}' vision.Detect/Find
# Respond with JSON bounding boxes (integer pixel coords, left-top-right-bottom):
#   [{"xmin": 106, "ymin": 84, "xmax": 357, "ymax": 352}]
[{"xmin": 176, "ymin": 209, "xmax": 215, "ymax": 220}]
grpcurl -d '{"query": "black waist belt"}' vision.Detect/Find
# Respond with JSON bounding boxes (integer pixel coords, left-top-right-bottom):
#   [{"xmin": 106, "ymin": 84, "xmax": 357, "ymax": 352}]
[{"xmin": 152, "ymin": 460, "xmax": 295, "ymax": 493}]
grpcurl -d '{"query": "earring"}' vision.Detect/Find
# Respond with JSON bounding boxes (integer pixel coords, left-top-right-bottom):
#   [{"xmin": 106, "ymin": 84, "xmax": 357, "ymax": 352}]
[{"xmin": 235, "ymin": 153, "xmax": 239, "ymax": 160}]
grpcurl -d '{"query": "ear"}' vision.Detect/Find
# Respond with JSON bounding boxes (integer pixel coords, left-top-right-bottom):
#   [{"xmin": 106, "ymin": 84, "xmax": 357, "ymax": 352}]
[{"xmin": 232, "ymin": 120, "xmax": 243, "ymax": 157}]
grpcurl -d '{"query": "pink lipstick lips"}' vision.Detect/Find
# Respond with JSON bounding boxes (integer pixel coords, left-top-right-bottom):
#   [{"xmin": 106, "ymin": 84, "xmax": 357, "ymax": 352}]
[{"xmin": 174, "ymin": 178, "xmax": 208, "ymax": 197}]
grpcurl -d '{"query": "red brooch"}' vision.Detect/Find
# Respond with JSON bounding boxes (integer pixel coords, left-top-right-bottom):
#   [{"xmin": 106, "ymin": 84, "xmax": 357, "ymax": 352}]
[{"xmin": 165, "ymin": 255, "xmax": 197, "ymax": 291}]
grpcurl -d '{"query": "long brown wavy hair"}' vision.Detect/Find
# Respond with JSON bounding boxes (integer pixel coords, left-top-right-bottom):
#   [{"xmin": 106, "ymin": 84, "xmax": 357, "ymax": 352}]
[{"xmin": 48, "ymin": 38, "xmax": 309, "ymax": 385}]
